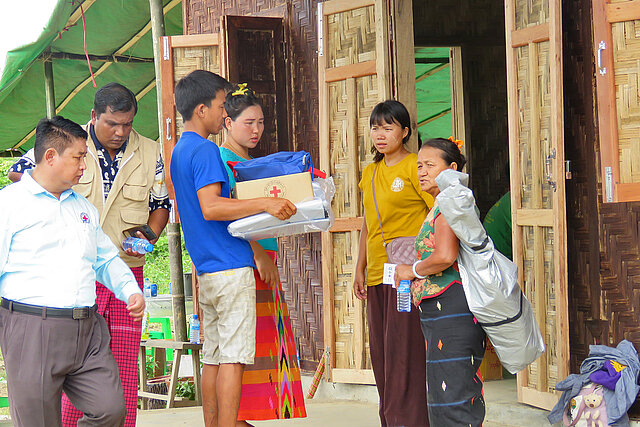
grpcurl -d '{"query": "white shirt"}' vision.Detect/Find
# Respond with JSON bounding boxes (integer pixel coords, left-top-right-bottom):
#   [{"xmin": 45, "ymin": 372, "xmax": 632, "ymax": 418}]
[{"xmin": 0, "ymin": 171, "xmax": 142, "ymax": 308}]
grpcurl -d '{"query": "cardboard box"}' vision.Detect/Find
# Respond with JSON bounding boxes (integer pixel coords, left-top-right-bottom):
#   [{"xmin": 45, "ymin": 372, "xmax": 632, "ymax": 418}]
[
  {"xmin": 479, "ymin": 337, "xmax": 503, "ymax": 380},
  {"xmin": 234, "ymin": 172, "xmax": 313, "ymax": 204}
]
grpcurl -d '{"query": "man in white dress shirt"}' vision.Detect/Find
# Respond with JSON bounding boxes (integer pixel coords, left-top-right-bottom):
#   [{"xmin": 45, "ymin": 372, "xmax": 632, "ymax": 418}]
[{"xmin": 0, "ymin": 116, "xmax": 145, "ymax": 427}]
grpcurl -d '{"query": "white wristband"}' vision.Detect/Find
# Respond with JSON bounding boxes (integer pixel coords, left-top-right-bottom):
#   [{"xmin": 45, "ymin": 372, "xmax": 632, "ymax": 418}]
[{"xmin": 412, "ymin": 261, "xmax": 427, "ymax": 279}]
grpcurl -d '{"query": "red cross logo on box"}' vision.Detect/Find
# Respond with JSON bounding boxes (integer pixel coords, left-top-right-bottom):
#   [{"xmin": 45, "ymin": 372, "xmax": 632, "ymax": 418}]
[
  {"xmin": 263, "ymin": 179, "xmax": 286, "ymax": 198},
  {"xmin": 270, "ymin": 186, "xmax": 282, "ymax": 197}
]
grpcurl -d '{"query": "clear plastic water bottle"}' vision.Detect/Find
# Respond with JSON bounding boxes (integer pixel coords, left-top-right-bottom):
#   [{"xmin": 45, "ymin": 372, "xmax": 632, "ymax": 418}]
[
  {"xmin": 189, "ymin": 314, "xmax": 200, "ymax": 344},
  {"xmin": 141, "ymin": 311, "xmax": 150, "ymax": 340},
  {"xmin": 122, "ymin": 237, "xmax": 154, "ymax": 254},
  {"xmin": 397, "ymin": 280, "xmax": 412, "ymax": 312},
  {"xmin": 143, "ymin": 278, "xmax": 151, "ymax": 298}
]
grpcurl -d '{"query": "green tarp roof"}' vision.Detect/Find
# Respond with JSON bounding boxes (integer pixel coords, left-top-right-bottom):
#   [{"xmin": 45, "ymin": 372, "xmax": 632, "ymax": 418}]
[
  {"xmin": 415, "ymin": 47, "xmax": 452, "ymax": 141},
  {"xmin": 0, "ymin": 0, "xmax": 183, "ymax": 152}
]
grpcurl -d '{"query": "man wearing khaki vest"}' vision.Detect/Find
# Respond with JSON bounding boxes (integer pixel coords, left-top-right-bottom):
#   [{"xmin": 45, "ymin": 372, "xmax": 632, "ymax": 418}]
[{"xmin": 8, "ymin": 83, "xmax": 170, "ymax": 426}]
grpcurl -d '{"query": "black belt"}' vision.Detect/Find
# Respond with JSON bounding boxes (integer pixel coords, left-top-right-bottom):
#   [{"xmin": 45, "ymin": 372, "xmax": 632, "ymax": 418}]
[{"xmin": 1, "ymin": 298, "xmax": 97, "ymax": 320}]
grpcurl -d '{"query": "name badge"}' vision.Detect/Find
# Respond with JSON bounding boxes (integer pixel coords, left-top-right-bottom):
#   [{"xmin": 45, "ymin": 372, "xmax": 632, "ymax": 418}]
[{"xmin": 383, "ymin": 263, "xmax": 397, "ymax": 287}]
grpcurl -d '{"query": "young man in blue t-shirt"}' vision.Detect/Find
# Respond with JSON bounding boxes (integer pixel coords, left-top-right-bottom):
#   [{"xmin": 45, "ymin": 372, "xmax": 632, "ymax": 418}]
[{"xmin": 170, "ymin": 70, "xmax": 296, "ymax": 427}]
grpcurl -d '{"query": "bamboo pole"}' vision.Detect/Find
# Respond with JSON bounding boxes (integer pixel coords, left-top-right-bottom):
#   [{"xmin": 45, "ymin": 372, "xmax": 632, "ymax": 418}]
[
  {"xmin": 149, "ymin": 0, "xmax": 187, "ymax": 342},
  {"xmin": 43, "ymin": 58, "xmax": 55, "ymax": 119}
]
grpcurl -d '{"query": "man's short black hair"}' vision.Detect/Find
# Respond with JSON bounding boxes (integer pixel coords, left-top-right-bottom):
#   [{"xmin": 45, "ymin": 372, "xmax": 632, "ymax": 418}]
[
  {"xmin": 94, "ymin": 82, "xmax": 138, "ymax": 117},
  {"xmin": 175, "ymin": 70, "xmax": 232, "ymax": 121},
  {"xmin": 34, "ymin": 116, "xmax": 88, "ymax": 163}
]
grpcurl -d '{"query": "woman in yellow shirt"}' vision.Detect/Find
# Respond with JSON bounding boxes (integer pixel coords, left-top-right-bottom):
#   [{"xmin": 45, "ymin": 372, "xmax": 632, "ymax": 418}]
[{"xmin": 354, "ymin": 100, "xmax": 433, "ymax": 427}]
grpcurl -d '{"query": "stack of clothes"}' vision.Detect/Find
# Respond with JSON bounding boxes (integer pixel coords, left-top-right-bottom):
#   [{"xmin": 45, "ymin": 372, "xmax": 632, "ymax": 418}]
[{"xmin": 548, "ymin": 340, "xmax": 640, "ymax": 426}]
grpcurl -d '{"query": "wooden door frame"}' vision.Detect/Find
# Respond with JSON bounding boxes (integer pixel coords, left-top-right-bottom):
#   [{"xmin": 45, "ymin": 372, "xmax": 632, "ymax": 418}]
[{"xmin": 222, "ymin": 15, "xmax": 289, "ymax": 154}]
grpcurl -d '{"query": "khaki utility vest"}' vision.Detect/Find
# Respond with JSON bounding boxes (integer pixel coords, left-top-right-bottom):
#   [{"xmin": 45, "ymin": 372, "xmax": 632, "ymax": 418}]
[{"xmin": 74, "ymin": 123, "xmax": 161, "ymax": 268}]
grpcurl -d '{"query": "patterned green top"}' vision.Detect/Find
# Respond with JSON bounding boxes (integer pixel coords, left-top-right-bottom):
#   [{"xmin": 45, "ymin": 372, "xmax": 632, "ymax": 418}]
[{"xmin": 410, "ymin": 200, "xmax": 461, "ymax": 306}]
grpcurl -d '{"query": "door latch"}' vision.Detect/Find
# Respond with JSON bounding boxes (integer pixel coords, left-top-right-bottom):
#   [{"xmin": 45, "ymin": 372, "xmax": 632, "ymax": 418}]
[
  {"xmin": 565, "ymin": 160, "xmax": 572, "ymax": 180},
  {"xmin": 545, "ymin": 148, "xmax": 557, "ymax": 191}
]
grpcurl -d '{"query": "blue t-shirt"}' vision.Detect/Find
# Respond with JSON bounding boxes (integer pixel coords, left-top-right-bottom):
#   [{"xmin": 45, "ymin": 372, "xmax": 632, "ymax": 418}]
[
  {"xmin": 219, "ymin": 147, "xmax": 278, "ymax": 252},
  {"xmin": 170, "ymin": 132, "xmax": 255, "ymax": 274}
]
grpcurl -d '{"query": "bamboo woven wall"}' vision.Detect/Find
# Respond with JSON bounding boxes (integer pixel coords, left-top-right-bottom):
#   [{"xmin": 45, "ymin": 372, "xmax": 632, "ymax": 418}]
[
  {"xmin": 183, "ymin": 0, "xmax": 325, "ymax": 367},
  {"xmin": 413, "ymin": 0, "xmax": 509, "ymax": 217},
  {"xmin": 564, "ymin": 0, "xmax": 640, "ymax": 417}
]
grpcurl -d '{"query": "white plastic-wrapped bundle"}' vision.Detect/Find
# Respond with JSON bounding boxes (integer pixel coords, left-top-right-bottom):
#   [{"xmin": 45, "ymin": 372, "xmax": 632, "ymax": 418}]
[
  {"xmin": 228, "ymin": 177, "xmax": 335, "ymax": 240},
  {"xmin": 435, "ymin": 169, "xmax": 545, "ymax": 374}
]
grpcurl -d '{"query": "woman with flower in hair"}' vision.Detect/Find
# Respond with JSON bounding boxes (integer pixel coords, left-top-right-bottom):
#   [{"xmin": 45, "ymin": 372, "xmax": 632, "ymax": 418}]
[
  {"xmin": 396, "ymin": 137, "xmax": 486, "ymax": 427},
  {"xmin": 219, "ymin": 84, "xmax": 306, "ymax": 425}
]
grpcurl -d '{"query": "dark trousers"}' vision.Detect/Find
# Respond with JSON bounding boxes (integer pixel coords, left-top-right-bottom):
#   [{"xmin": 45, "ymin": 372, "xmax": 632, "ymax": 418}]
[
  {"xmin": 419, "ymin": 283, "xmax": 486, "ymax": 427},
  {"xmin": 0, "ymin": 307, "xmax": 126, "ymax": 427},
  {"xmin": 367, "ymin": 283, "xmax": 429, "ymax": 427}
]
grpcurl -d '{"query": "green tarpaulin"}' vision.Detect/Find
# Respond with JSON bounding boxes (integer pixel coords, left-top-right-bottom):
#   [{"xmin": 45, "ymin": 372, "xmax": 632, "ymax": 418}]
[
  {"xmin": 415, "ymin": 47, "xmax": 452, "ymax": 141},
  {"xmin": 0, "ymin": 0, "xmax": 183, "ymax": 152}
]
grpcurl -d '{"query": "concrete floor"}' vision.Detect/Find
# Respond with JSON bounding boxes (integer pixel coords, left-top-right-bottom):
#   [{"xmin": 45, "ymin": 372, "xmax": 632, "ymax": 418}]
[
  {"xmin": 0, "ymin": 378, "xmax": 634, "ymax": 426},
  {"xmin": 136, "ymin": 379, "xmax": 558, "ymax": 427}
]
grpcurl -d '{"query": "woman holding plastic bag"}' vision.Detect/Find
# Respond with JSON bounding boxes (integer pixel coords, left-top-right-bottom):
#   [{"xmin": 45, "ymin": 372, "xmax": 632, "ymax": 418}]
[
  {"xmin": 395, "ymin": 138, "xmax": 486, "ymax": 427},
  {"xmin": 354, "ymin": 100, "xmax": 433, "ymax": 427},
  {"xmin": 219, "ymin": 84, "xmax": 307, "ymax": 424}
]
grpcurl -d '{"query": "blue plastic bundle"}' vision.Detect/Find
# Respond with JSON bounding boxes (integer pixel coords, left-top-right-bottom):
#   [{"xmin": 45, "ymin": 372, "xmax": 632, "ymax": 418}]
[{"xmin": 228, "ymin": 151, "xmax": 324, "ymax": 182}]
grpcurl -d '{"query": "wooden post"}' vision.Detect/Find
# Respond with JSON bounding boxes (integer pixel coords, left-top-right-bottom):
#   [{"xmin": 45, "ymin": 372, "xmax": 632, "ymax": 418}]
[
  {"xmin": 43, "ymin": 57, "xmax": 55, "ymax": 119},
  {"xmin": 167, "ymin": 224, "xmax": 187, "ymax": 342},
  {"xmin": 149, "ymin": 0, "xmax": 187, "ymax": 342}
]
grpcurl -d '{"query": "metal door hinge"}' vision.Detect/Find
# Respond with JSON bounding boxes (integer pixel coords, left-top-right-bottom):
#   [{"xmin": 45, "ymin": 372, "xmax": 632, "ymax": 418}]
[
  {"xmin": 162, "ymin": 37, "xmax": 170, "ymax": 61},
  {"xmin": 565, "ymin": 160, "xmax": 572, "ymax": 180},
  {"xmin": 597, "ymin": 41, "xmax": 607, "ymax": 76},
  {"xmin": 605, "ymin": 166, "xmax": 613, "ymax": 202}
]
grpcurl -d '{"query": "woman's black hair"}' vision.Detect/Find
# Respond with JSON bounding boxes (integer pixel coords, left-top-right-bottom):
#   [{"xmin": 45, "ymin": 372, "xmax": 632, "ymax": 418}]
[
  {"xmin": 369, "ymin": 100, "xmax": 412, "ymax": 163},
  {"xmin": 420, "ymin": 138, "xmax": 467, "ymax": 171},
  {"xmin": 224, "ymin": 85, "xmax": 262, "ymax": 121}
]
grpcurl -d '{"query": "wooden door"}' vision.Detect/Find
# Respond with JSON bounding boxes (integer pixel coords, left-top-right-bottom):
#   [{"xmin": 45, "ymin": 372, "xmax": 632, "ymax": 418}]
[
  {"xmin": 318, "ymin": 0, "xmax": 392, "ymax": 384},
  {"xmin": 593, "ymin": 0, "xmax": 640, "ymax": 202},
  {"xmin": 221, "ymin": 16, "xmax": 289, "ymax": 157},
  {"xmin": 159, "ymin": 33, "xmax": 225, "ymax": 328},
  {"xmin": 160, "ymin": 33, "xmax": 225, "ymax": 221},
  {"xmin": 504, "ymin": 0, "xmax": 569, "ymax": 409}
]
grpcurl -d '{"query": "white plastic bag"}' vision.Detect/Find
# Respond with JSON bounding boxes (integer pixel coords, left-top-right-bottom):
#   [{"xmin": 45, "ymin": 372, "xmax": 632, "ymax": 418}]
[
  {"xmin": 228, "ymin": 177, "xmax": 335, "ymax": 240},
  {"xmin": 435, "ymin": 169, "xmax": 545, "ymax": 374}
]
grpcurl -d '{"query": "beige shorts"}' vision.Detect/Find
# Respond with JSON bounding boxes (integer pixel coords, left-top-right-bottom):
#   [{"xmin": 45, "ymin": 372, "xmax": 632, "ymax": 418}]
[{"xmin": 197, "ymin": 267, "xmax": 256, "ymax": 365}]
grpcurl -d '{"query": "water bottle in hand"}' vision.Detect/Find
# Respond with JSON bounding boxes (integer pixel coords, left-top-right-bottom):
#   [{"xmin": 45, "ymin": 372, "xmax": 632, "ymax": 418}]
[
  {"xmin": 397, "ymin": 280, "xmax": 412, "ymax": 312},
  {"xmin": 123, "ymin": 237, "xmax": 154, "ymax": 254},
  {"xmin": 190, "ymin": 314, "xmax": 200, "ymax": 344}
]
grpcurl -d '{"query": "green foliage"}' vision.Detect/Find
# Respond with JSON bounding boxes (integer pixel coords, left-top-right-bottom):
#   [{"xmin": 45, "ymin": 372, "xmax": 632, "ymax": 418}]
[
  {"xmin": 143, "ymin": 229, "xmax": 192, "ymax": 294},
  {"xmin": 175, "ymin": 380, "xmax": 195, "ymax": 400},
  {"xmin": 0, "ymin": 158, "xmax": 16, "ymax": 189},
  {"xmin": 145, "ymin": 353, "xmax": 155, "ymax": 378}
]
